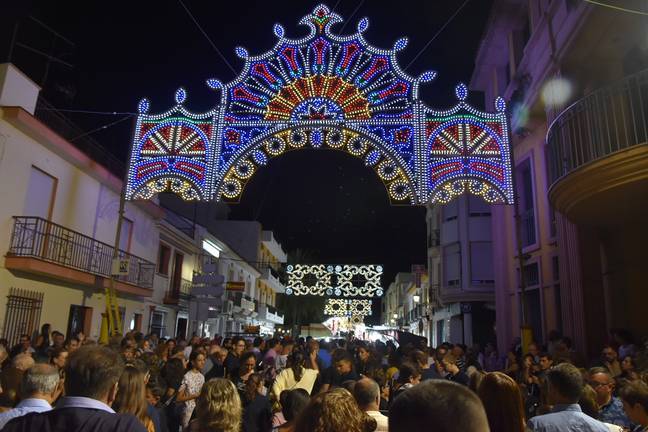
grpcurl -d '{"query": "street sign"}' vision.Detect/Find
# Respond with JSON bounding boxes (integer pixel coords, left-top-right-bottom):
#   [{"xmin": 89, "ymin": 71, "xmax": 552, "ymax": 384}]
[
  {"xmin": 111, "ymin": 258, "xmax": 129, "ymax": 276},
  {"xmin": 226, "ymin": 281, "xmax": 245, "ymax": 291}
]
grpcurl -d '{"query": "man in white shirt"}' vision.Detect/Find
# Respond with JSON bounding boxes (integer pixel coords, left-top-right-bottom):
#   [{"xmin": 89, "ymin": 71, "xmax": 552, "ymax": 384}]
[
  {"xmin": 0, "ymin": 363, "xmax": 61, "ymax": 429},
  {"xmin": 353, "ymin": 377, "xmax": 388, "ymax": 432}
]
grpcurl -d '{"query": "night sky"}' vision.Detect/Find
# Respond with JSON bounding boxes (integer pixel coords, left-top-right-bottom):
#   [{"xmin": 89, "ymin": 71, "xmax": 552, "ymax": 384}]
[{"xmin": 3, "ymin": 0, "xmax": 494, "ymax": 315}]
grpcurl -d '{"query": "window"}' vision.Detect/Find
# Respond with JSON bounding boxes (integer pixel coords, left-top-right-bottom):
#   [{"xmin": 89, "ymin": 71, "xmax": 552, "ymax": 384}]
[
  {"xmin": 517, "ymin": 158, "xmax": 537, "ymax": 247},
  {"xmin": 443, "ymin": 243, "xmax": 461, "ymax": 287},
  {"xmin": 157, "ymin": 243, "xmax": 171, "ymax": 275},
  {"xmin": 470, "ymin": 242, "xmax": 494, "ymax": 285},
  {"xmin": 468, "ymin": 195, "xmax": 491, "ymax": 217},
  {"xmin": 522, "ymin": 262, "xmax": 540, "ymax": 287},
  {"xmin": 24, "ymin": 166, "xmax": 57, "ymax": 220},
  {"xmin": 443, "ymin": 199, "xmax": 458, "ymax": 222},
  {"xmin": 2, "ymin": 288, "xmax": 43, "ymax": 347}
]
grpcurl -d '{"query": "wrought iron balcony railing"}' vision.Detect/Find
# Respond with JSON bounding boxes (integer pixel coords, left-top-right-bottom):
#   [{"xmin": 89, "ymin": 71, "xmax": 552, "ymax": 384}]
[
  {"xmin": 8, "ymin": 216, "xmax": 155, "ymax": 289},
  {"xmin": 547, "ymin": 68, "xmax": 648, "ymax": 187}
]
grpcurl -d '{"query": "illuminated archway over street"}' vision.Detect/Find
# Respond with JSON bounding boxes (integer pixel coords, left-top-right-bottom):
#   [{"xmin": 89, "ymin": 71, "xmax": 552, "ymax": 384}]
[{"xmin": 125, "ymin": 4, "xmax": 513, "ymax": 206}]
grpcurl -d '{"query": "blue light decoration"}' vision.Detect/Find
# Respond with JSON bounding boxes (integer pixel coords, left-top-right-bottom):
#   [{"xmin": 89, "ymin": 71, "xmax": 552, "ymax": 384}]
[{"xmin": 124, "ymin": 4, "xmax": 513, "ymax": 207}]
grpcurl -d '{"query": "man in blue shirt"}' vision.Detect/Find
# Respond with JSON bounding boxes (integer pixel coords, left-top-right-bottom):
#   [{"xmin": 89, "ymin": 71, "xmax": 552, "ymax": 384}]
[
  {"xmin": 527, "ymin": 363, "xmax": 609, "ymax": 432},
  {"xmin": 589, "ymin": 367, "xmax": 635, "ymax": 429},
  {"xmin": 0, "ymin": 363, "xmax": 61, "ymax": 429}
]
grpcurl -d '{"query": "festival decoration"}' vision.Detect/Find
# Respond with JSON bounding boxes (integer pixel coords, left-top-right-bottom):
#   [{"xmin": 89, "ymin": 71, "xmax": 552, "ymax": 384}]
[
  {"xmin": 285, "ymin": 264, "xmax": 383, "ymax": 297},
  {"xmin": 324, "ymin": 299, "xmax": 372, "ymax": 317},
  {"xmin": 125, "ymin": 4, "xmax": 512, "ymax": 205}
]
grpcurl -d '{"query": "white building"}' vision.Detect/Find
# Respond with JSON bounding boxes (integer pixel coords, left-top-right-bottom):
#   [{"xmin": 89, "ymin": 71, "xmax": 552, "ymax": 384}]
[
  {"xmin": 426, "ymin": 195, "xmax": 496, "ymax": 348},
  {"xmin": 0, "ymin": 63, "xmax": 163, "ymax": 343}
]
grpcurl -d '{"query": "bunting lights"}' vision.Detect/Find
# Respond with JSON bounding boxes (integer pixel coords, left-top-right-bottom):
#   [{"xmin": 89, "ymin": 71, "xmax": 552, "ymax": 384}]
[
  {"xmin": 285, "ymin": 264, "xmax": 383, "ymax": 297},
  {"xmin": 125, "ymin": 4, "xmax": 513, "ymax": 206}
]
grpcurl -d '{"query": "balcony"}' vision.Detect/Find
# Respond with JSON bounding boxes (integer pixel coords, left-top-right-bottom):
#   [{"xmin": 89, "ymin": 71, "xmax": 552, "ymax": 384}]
[
  {"xmin": 547, "ymin": 69, "xmax": 648, "ymax": 225},
  {"xmin": 228, "ymin": 291, "xmax": 256, "ymax": 316},
  {"xmin": 259, "ymin": 265, "xmax": 285, "ymax": 293},
  {"xmin": 164, "ymin": 278, "xmax": 193, "ymax": 305},
  {"xmin": 406, "ymin": 304, "xmax": 424, "ymax": 324},
  {"xmin": 6, "ymin": 216, "xmax": 154, "ymax": 296},
  {"xmin": 258, "ymin": 303, "xmax": 284, "ymax": 325}
]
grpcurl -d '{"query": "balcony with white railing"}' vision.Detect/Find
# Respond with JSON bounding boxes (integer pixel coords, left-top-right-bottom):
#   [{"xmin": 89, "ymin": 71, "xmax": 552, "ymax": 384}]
[
  {"xmin": 258, "ymin": 303, "xmax": 284, "ymax": 325},
  {"xmin": 547, "ymin": 69, "xmax": 648, "ymax": 224}
]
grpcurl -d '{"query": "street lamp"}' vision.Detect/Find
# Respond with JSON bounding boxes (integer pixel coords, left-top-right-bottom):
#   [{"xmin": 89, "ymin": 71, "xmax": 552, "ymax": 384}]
[
  {"xmin": 392, "ymin": 313, "xmax": 398, "ymax": 319},
  {"xmin": 413, "ymin": 294, "xmax": 420, "ymax": 303}
]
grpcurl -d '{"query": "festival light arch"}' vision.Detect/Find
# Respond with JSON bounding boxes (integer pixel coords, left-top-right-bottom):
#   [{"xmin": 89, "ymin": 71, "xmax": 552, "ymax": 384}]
[{"xmin": 125, "ymin": 4, "xmax": 513, "ymax": 206}]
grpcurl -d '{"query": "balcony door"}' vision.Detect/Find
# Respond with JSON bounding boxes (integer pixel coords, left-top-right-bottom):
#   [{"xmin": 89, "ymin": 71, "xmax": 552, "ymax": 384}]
[
  {"xmin": 171, "ymin": 252, "xmax": 184, "ymax": 297},
  {"xmin": 23, "ymin": 166, "xmax": 56, "ymax": 220}
]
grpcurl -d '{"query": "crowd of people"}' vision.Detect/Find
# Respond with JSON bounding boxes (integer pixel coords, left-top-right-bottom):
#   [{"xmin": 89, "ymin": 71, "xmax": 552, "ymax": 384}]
[{"xmin": 0, "ymin": 324, "xmax": 646, "ymax": 431}]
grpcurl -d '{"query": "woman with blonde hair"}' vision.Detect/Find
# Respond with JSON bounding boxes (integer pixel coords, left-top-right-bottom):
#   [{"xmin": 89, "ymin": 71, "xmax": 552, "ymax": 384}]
[
  {"xmin": 293, "ymin": 388, "xmax": 376, "ymax": 432},
  {"xmin": 191, "ymin": 378, "xmax": 242, "ymax": 432},
  {"xmin": 113, "ymin": 365, "xmax": 155, "ymax": 432},
  {"xmin": 477, "ymin": 371, "xmax": 525, "ymax": 432}
]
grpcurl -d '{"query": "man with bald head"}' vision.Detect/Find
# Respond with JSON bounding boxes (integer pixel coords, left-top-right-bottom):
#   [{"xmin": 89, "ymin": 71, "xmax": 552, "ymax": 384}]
[
  {"xmin": 353, "ymin": 377, "xmax": 388, "ymax": 431},
  {"xmin": 389, "ymin": 379, "xmax": 489, "ymax": 432}
]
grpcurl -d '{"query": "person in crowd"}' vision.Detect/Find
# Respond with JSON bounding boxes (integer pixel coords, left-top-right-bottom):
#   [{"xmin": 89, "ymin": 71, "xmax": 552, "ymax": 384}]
[
  {"xmin": 0, "ymin": 364, "xmax": 61, "ymax": 429},
  {"xmin": 65, "ymin": 336, "xmax": 81, "ymax": 353},
  {"xmin": 51, "ymin": 331, "xmax": 65, "ymax": 350},
  {"xmin": 225, "ymin": 336, "xmax": 246, "ymax": 378},
  {"xmin": 316, "ymin": 340, "xmax": 331, "ymax": 370},
  {"xmin": 3, "ymin": 345, "xmax": 146, "ymax": 431},
  {"xmin": 205, "ymin": 344, "xmax": 227, "ymax": 380},
  {"xmin": 293, "ymin": 387, "xmax": 376, "ymax": 432},
  {"xmin": 11, "ymin": 354, "xmax": 34, "ymax": 372},
  {"xmin": 528, "ymin": 343, "xmax": 541, "ymax": 363},
  {"xmin": 9, "ymin": 335, "xmax": 35, "ymax": 358},
  {"xmin": 156, "ymin": 341, "xmax": 169, "ymax": 366},
  {"xmin": 49, "ymin": 347, "xmax": 68, "ymax": 373},
  {"xmin": 538, "ymin": 353, "xmax": 553, "ymax": 379},
  {"xmin": 275, "ymin": 339, "xmax": 294, "ymax": 373},
  {"xmin": 160, "ymin": 357, "xmax": 185, "ymax": 432},
  {"xmin": 478, "ymin": 371, "xmax": 526, "ymax": 432},
  {"xmin": 578, "ymin": 385, "xmax": 623, "ymax": 432},
  {"xmin": 0, "ymin": 345, "xmax": 8, "ymax": 372},
  {"xmin": 320, "ymin": 349, "xmax": 359, "ymax": 393},
  {"xmin": 252, "ymin": 337, "xmax": 264, "ymax": 363},
  {"xmin": 191, "ymin": 378, "xmax": 241, "ymax": 432},
  {"xmin": 389, "ymin": 379, "xmax": 489, "ymax": 432},
  {"xmin": 241, "ymin": 373, "xmax": 272, "ymax": 432},
  {"xmin": 588, "ymin": 367, "xmax": 634, "ymax": 429},
  {"xmin": 114, "ymin": 365, "xmax": 155, "ymax": 432},
  {"xmin": 527, "ymin": 363, "xmax": 609, "ymax": 432},
  {"xmin": 33, "ymin": 324, "xmax": 51, "ymax": 358},
  {"xmin": 235, "ymin": 351, "xmax": 259, "ymax": 392},
  {"xmin": 177, "ymin": 350, "xmax": 206, "ymax": 428},
  {"xmin": 484, "ymin": 342, "xmax": 503, "ymax": 372},
  {"xmin": 356, "ymin": 345, "xmax": 380, "ymax": 379},
  {"xmin": 619, "ymin": 356, "xmax": 639, "ymax": 382},
  {"xmin": 611, "ymin": 330, "xmax": 637, "ymax": 360},
  {"xmin": 271, "ymin": 350, "xmax": 319, "ymax": 401},
  {"xmin": 166, "ymin": 339, "xmax": 176, "ymax": 355},
  {"xmin": 600, "ymin": 346, "xmax": 622, "ymax": 377},
  {"xmin": 619, "ymin": 381, "xmax": 648, "ymax": 430},
  {"xmin": 391, "ymin": 362, "xmax": 421, "ymax": 401},
  {"xmin": 276, "ymin": 389, "xmax": 309, "ymax": 432},
  {"xmin": 505, "ymin": 350, "xmax": 521, "ymax": 379},
  {"xmin": 354, "ymin": 377, "xmax": 388, "ymax": 432},
  {"xmin": 452, "ymin": 344, "xmax": 467, "ymax": 372},
  {"xmin": 145, "ymin": 380, "xmax": 169, "ymax": 432}
]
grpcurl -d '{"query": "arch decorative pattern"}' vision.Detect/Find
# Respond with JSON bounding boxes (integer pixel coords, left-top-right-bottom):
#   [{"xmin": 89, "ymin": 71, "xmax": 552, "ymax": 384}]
[{"xmin": 125, "ymin": 4, "xmax": 513, "ymax": 205}]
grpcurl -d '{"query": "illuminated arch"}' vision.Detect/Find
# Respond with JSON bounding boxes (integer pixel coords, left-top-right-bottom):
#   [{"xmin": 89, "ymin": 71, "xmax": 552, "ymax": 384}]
[
  {"xmin": 217, "ymin": 124, "xmax": 416, "ymax": 204},
  {"xmin": 124, "ymin": 5, "xmax": 513, "ymax": 206}
]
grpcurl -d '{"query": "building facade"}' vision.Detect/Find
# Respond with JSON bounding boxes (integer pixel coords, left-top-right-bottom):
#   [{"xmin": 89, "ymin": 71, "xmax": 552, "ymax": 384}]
[
  {"xmin": 471, "ymin": 0, "xmax": 648, "ymax": 357},
  {"xmin": 426, "ymin": 195, "xmax": 497, "ymax": 348},
  {"xmin": 0, "ymin": 63, "xmax": 162, "ymax": 343}
]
